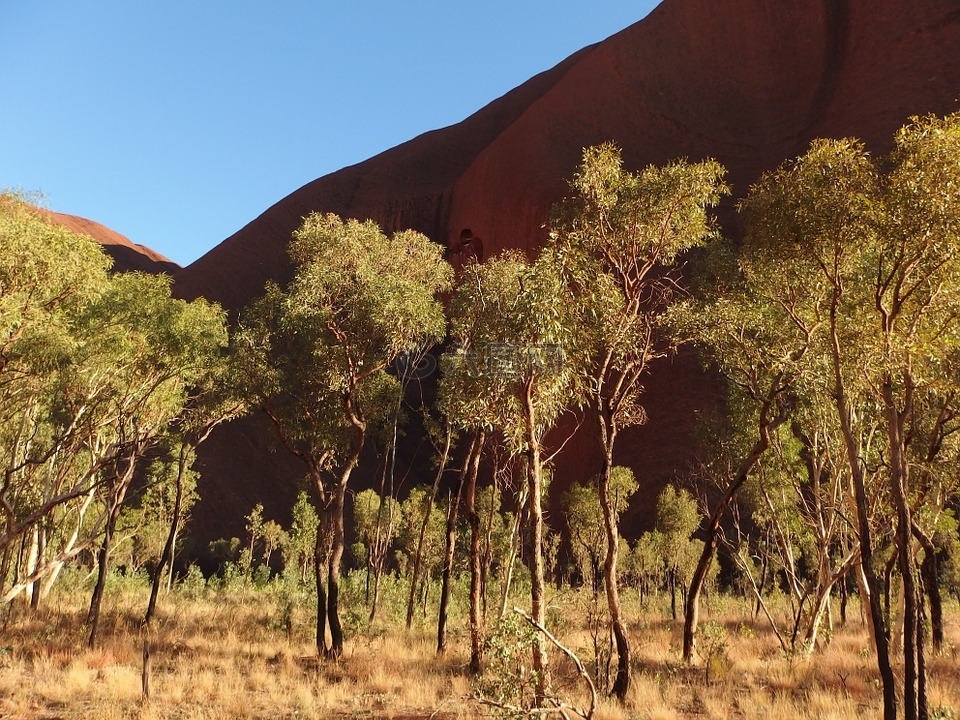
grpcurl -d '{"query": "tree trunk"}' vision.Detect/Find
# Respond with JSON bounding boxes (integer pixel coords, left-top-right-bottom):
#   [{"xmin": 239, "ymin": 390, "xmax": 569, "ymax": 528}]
[
  {"xmin": 326, "ymin": 398, "xmax": 366, "ymax": 659},
  {"xmin": 882, "ymin": 376, "xmax": 920, "ymax": 720},
  {"xmin": 405, "ymin": 426, "xmax": 451, "ymax": 630},
  {"xmin": 145, "ymin": 447, "xmax": 190, "ymax": 624},
  {"xmin": 88, "ymin": 455, "xmax": 137, "ymax": 648},
  {"xmin": 829, "ymin": 312, "xmax": 897, "ymax": 720},
  {"xmin": 314, "ymin": 518, "xmax": 329, "ymax": 656},
  {"xmin": 524, "ymin": 382, "xmax": 550, "ymax": 703},
  {"xmin": 598, "ymin": 437, "xmax": 631, "ymax": 700},
  {"xmin": 437, "ymin": 432, "xmax": 477, "ymax": 654},
  {"xmin": 683, "ymin": 422, "xmax": 776, "ymax": 662},
  {"xmin": 29, "ymin": 525, "xmax": 44, "ymax": 611},
  {"xmin": 464, "ymin": 430, "xmax": 486, "ymax": 674},
  {"xmin": 913, "ymin": 525, "xmax": 944, "ymax": 655},
  {"xmin": 327, "ymin": 470, "xmax": 350, "ymax": 658},
  {"xmin": 436, "ymin": 488, "xmax": 459, "ymax": 654},
  {"xmin": 87, "ymin": 499, "xmax": 122, "ymax": 648},
  {"xmin": 499, "ymin": 501, "xmax": 522, "ymax": 619}
]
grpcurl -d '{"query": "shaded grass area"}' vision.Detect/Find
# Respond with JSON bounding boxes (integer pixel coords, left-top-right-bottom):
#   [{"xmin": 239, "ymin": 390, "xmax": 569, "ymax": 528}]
[{"xmin": 0, "ymin": 577, "xmax": 958, "ymax": 719}]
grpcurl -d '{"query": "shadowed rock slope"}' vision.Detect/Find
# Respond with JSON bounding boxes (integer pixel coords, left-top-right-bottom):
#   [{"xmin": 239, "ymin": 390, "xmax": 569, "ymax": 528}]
[
  {"xmin": 175, "ymin": 0, "xmax": 960, "ymax": 545},
  {"xmin": 40, "ymin": 208, "xmax": 179, "ymax": 275}
]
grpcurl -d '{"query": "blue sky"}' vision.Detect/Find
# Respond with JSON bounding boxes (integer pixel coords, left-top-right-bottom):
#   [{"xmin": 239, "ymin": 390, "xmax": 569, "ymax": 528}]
[{"xmin": 1, "ymin": 2, "xmax": 661, "ymax": 266}]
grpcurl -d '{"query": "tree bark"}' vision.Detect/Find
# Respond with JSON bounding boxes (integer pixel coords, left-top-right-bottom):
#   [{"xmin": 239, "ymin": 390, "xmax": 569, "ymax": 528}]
[
  {"xmin": 145, "ymin": 446, "xmax": 190, "ymax": 624},
  {"xmin": 327, "ymin": 404, "xmax": 365, "ymax": 658},
  {"xmin": 406, "ymin": 427, "xmax": 451, "ymax": 630},
  {"xmin": 683, "ymin": 412, "xmax": 779, "ymax": 662},
  {"xmin": 913, "ymin": 524, "xmax": 944, "ymax": 655},
  {"xmin": 882, "ymin": 376, "xmax": 920, "ymax": 720},
  {"xmin": 88, "ymin": 456, "xmax": 137, "ymax": 648},
  {"xmin": 829, "ymin": 313, "xmax": 897, "ymax": 719},
  {"xmin": 523, "ymin": 381, "xmax": 550, "ymax": 703},
  {"xmin": 464, "ymin": 430, "xmax": 486, "ymax": 674},
  {"xmin": 87, "ymin": 498, "xmax": 122, "ymax": 648}
]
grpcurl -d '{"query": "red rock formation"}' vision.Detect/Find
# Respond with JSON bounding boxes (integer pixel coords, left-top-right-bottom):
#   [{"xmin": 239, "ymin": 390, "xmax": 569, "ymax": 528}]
[
  {"xmin": 174, "ymin": 0, "xmax": 960, "ymax": 543},
  {"xmin": 39, "ymin": 208, "xmax": 179, "ymax": 275}
]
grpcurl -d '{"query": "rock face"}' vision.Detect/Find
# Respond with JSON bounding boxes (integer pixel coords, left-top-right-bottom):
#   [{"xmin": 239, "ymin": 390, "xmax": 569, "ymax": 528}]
[
  {"xmin": 174, "ymin": 0, "xmax": 960, "ymax": 544},
  {"xmin": 40, "ymin": 208, "xmax": 179, "ymax": 275}
]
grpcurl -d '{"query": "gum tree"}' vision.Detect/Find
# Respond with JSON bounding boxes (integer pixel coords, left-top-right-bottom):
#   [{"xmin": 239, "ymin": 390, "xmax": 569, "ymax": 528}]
[
  {"xmin": 445, "ymin": 250, "xmax": 583, "ymax": 701},
  {"xmin": 549, "ymin": 144, "xmax": 727, "ymax": 699},
  {"xmin": 81, "ymin": 272, "xmax": 229, "ymax": 647},
  {"xmin": 733, "ymin": 113, "xmax": 960, "ymax": 720},
  {"xmin": 238, "ymin": 213, "xmax": 450, "ymax": 658}
]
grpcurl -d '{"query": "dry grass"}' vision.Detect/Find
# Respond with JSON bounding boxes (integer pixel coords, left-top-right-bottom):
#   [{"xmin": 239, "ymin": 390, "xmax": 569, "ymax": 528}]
[{"xmin": 0, "ymin": 580, "xmax": 957, "ymax": 719}]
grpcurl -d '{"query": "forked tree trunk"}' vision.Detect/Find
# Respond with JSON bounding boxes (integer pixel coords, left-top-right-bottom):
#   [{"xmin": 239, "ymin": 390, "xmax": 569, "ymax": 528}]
[
  {"xmin": 437, "ymin": 432, "xmax": 477, "ymax": 654},
  {"xmin": 145, "ymin": 447, "xmax": 191, "ymax": 624},
  {"xmin": 327, "ymin": 409, "xmax": 365, "ymax": 658},
  {"xmin": 464, "ymin": 430, "xmax": 486, "ymax": 674},
  {"xmin": 683, "ymin": 423, "xmax": 777, "ymax": 662},
  {"xmin": 88, "ymin": 498, "xmax": 123, "ymax": 648},
  {"xmin": 596, "ymin": 418, "xmax": 631, "ymax": 700},
  {"xmin": 829, "ymin": 313, "xmax": 897, "ymax": 720},
  {"xmin": 523, "ymin": 382, "xmax": 550, "ymax": 703},
  {"xmin": 88, "ymin": 457, "xmax": 137, "ymax": 648},
  {"xmin": 405, "ymin": 427, "xmax": 451, "ymax": 630},
  {"xmin": 882, "ymin": 377, "xmax": 921, "ymax": 720}
]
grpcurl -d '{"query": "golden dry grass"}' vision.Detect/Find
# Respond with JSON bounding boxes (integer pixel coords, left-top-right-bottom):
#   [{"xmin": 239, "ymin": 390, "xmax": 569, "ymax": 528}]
[{"xmin": 0, "ymin": 581, "xmax": 957, "ymax": 719}]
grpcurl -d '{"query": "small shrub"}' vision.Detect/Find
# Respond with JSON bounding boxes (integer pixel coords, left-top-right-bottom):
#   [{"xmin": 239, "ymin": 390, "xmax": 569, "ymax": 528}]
[{"xmin": 699, "ymin": 621, "xmax": 729, "ymax": 684}]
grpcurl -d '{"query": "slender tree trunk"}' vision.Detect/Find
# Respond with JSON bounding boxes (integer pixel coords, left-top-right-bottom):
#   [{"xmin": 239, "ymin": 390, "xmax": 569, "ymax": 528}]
[
  {"xmin": 829, "ymin": 314, "xmax": 897, "ymax": 720},
  {"xmin": 326, "ymin": 397, "xmax": 366, "ymax": 659},
  {"xmin": 88, "ymin": 456, "xmax": 137, "ymax": 648},
  {"xmin": 914, "ymin": 525, "xmax": 944, "ymax": 655},
  {"xmin": 523, "ymin": 382, "xmax": 550, "ymax": 703},
  {"xmin": 87, "ymin": 498, "xmax": 122, "ymax": 648},
  {"xmin": 464, "ymin": 430, "xmax": 486, "ymax": 674},
  {"xmin": 437, "ymin": 432, "xmax": 476, "ymax": 654},
  {"xmin": 146, "ymin": 447, "xmax": 190, "ymax": 624},
  {"xmin": 683, "ymin": 417, "xmax": 778, "ymax": 662},
  {"xmin": 499, "ymin": 500, "xmax": 522, "ymax": 619},
  {"xmin": 314, "ymin": 522, "xmax": 329, "ymax": 656},
  {"xmin": 29, "ymin": 525, "xmax": 44, "ymax": 611},
  {"xmin": 327, "ymin": 469, "xmax": 351, "ymax": 658},
  {"xmin": 882, "ymin": 377, "xmax": 919, "ymax": 720},
  {"xmin": 596, "ymin": 410, "xmax": 631, "ymax": 700},
  {"xmin": 405, "ymin": 426, "xmax": 451, "ymax": 630},
  {"xmin": 369, "ymin": 401, "xmax": 401, "ymax": 624},
  {"xmin": 436, "ymin": 489, "xmax": 459, "ymax": 654}
]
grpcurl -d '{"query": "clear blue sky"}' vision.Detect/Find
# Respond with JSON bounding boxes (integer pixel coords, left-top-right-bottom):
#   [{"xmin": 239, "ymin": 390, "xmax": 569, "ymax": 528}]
[{"xmin": 1, "ymin": 2, "xmax": 661, "ymax": 266}]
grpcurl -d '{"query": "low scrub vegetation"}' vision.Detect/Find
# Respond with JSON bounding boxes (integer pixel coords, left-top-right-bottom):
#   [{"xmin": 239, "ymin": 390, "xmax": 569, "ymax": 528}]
[{"xmin": 0, "ymin": 574, "xmax": 957, "ymax": 719}]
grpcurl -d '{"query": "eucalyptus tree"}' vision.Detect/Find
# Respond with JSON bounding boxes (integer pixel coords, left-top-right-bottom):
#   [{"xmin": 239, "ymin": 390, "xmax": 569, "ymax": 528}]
[
  {"xmin": 654, "ymin": 486, "xmax": 699, "ymax": 620},
  {"xmin": 444, "ymin": 250, "xmax": 583, "ymax": 699},
  {"xmin": 548, "ymin": 143, "xmax": 727, "ymax": 699},
  {"xmin": 79, "ymin": 272, "xmax": 228, "ymax": 646},
  {"xmin": 563, "ymin": 467, "xmax": 637, "ymax": 594},
  {"xmin": 734, "ymin": 113, "xmax": 960, "ymax": 720},
  {"xmin": 144, "ymin": 356, "xmax": 246, "ymax": 623},
  {"xmin": 237, "ymin": 213, "xmax": 450, "ymax": 658},
  {"xmin": 667, "ymin": 232, "xmax": 816, "ymax": 663},
  {"xmin": 0, "ymin": 194, "xmax": 112, "ymax": 598}
]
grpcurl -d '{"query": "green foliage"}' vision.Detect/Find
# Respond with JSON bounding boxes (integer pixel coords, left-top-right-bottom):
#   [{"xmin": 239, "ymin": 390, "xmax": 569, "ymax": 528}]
[
  {"xmin": 395, "ymin": 485, "xmax": 445, "ymax": 577},
  {"xmin": 351, "ymin": 487, "xmax": 399, "ymax": 565},
  {"xmin": 699, "ymin": 620, "xmax": 730, "ymax": 684},
  {"xmin": 550, "ymin": 143, "xmax": 728, "ymax": 434},
  {"xmin": 476, "ymin": 612, "xmax": 543, "ymax": 715},
  {"xmin": 564, "ymin": 467, "xmax": 638, "ymax": 588},
  {"xmin": 282, "ymin": 491, "xmax": 318, "ymax": 584}
]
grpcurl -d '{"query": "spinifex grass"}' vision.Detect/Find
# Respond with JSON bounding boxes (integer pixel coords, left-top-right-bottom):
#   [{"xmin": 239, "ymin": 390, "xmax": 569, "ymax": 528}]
[{"xmin": 0, "ymin": 576, "xmax": 957, "ymax": 719}]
